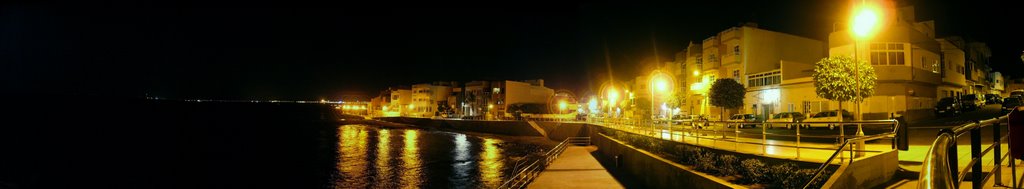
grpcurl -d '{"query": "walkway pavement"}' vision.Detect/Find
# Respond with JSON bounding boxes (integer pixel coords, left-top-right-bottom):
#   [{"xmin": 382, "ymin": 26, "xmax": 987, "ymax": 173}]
[
  {"xmin": 528, "ymin": 146, "xmax": 624, "ymax": 189},
  {"xmin": 590, "ymin": 121, "xmax": 894, "ymax": 164}
]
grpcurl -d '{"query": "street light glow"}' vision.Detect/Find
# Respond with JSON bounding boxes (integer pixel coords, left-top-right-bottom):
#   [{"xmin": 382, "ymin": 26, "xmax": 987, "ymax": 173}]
[
  {"xmin": 607, "ymin": 88, "xmax": 619, "ymax": 107},
  {"xmin": 558, "ymin": 100, "xmax": 567, "ymax": 111},
  {"xmin": 851, "ymin": 3, "xmax": 880, "ymax": 39},
  {"xmin": 655, "ymin": 78, "xmax": 668, "ymax": 92}
]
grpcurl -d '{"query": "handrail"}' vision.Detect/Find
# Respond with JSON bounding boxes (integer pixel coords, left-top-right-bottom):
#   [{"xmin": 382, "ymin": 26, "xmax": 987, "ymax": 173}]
[
  {"xmin": 498, "ymin": 137, "xmax": 590, "ymax": 189},
  {"xmin": 802, "ymin": 132, "xmax": 897, "ymax": 189},
  {"xmin": 919, "ymin": 115, "xmax": 1010, "ymax": 189}
]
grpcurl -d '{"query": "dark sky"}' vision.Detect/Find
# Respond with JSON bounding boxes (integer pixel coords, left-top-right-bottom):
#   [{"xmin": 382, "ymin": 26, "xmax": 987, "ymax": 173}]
[{"xmin": 3, "ymin": 0, "xmax": 1021, "ymax": 100}]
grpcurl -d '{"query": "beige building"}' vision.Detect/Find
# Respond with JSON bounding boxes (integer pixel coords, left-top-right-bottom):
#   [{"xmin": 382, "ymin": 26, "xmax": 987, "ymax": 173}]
[
  {"xmin": 501, "ymin": 80, "xmax": 555, "ymax": 117},
  {"xmin": 457, "ymin": 79, "xmax": 553, "ymax": 119},
  {"xmin": 410, "ymin": 82, "xmax": 455, "ymax": 117},
  {"xmin": 990, "ymin": 72, "xmax": 1004, "ymax": 95},
  {"xmin": 678, "ymin": 24, "xmax": 826, "ymax": 120},
  {"xmin": 389, "ymin": 88, "xmax": 411, "ymax": 116},
  {"xmin": 937, "ymin": 37, "xmax": 969, "ymax": 98},
  {"xmin": 827, "ymin": 6, "xmax": 943, "ymax": 121}
]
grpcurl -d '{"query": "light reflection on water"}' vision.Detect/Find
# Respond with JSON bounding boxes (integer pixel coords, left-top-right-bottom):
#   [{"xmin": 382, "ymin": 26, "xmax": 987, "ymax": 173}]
[
  {"xmin": 337, "ymin": 125, "xmax": 368, "ymax": 188},
  {"xmin": 400, "ymin": 129, "xmax": 422, "ymax": 188},
  {"xmin": 480, "ymin": 138, "xmax": 503, "ymax": 186},
  {"xmin": 332, "ymin": 125, "xmax": 544, "ymax": 189}
]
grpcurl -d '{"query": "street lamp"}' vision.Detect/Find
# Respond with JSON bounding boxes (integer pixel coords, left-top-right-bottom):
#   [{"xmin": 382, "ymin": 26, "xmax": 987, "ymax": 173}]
[
  {"xmin": 558, "ymin": 100, "xmax": 568, "ymax": 114},
  {"xmin": 649, "ymin": 70, "xmax": 675, "ymax": 138},
  {"xmin": 850, "ymin": 0, "xmax": 882, "ymax": 156}
]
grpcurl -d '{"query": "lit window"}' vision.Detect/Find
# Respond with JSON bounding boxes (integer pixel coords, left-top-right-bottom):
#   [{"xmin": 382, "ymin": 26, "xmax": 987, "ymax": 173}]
[
  {"xmin": 870, "ymin": 43, "xmax": 905, "ymax": 65},
  {"xmin": 733, "ymin": 46, "xmax": 740, "ymax": 55}
]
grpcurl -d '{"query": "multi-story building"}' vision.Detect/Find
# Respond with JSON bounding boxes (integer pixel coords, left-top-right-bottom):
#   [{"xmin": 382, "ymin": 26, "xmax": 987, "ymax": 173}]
[
  {"xmin": 827, "ymin": 6, "xmax": 943, "ymax": 121},
  {"xmin": 459, "ymin": 79, "xmax": 553, "ymax": 119},
  {"xmin": 990, "ymin": 72, "xmax": 1004, "ymax": 95},
  {"xmin": 501, "ymin": 80, "xmax": 555, "ymax": 117},
  {"xmin": 966, "ymin": 42, "xmax": 993, "ymax": 95},
  {"xmin": 462, "ymin": 80, "xmax": 497, "ymax": 117},
  {"xmin": 937, "ymin": 37, "xmax": 968, "ymax": 98},
  {"xmin": 388, "ymin": 88, "xmax": 411, "ymax": 116},
  {"xmin": 410, "ymin": 82, "xmax": 455, "ymax": 117},
  {"xmin": 679, "ymin": 23, "xmax": 826, "ymax": 120}
]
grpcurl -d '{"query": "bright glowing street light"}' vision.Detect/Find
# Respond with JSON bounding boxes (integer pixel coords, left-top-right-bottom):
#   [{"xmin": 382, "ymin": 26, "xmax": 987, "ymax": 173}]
[
  {"xmin": 851, "ymin": 3, "xmax": 880, "ymax": 39},
  {"xmin": 607, "ymin": 87, "xmax": 620, "ymax": 107},
  {"xmin": 849, "ymin": 0, "xmax": 882, "ymax": 157},
  {"xmin": 558, "ymin": 100, "xmax": 568, "ymax": 112},
  {"xmin": 693, "ymin": 70, "xmax": 699, "ymax": 76}
]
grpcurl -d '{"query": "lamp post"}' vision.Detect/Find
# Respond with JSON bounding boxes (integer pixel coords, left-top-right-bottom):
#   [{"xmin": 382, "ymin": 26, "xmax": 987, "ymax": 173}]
[
  {"xmin": 650, "ymin": 70, "xmax": 674, "ymax": 138},
  {"xmin": 851, "ymin": 0, "xmax": 880, "ymax": 156}
]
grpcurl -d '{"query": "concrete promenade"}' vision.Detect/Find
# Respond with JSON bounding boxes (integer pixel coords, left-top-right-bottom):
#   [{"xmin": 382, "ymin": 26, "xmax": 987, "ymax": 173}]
[{"xmin": 528, "ymin": 146, "xmax": 624, "ymax": 189}]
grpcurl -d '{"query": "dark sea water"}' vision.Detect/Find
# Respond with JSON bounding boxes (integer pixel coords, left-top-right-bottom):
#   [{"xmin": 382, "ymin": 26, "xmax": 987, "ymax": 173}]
[
  {"xmin": 0, "ymin": 98, "xmax": 546, "ymax": 189},
  {"xmin": 331, "ymin": 125, "xmax": 546, "ymax": 189}
]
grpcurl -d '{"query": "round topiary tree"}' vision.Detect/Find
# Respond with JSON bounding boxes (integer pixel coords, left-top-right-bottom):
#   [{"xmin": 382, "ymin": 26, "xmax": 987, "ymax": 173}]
[
  {"xmin": 813, "ymin": 55, "xmax": 876, "ymax": 154},
  {"xmin": 709, "ymin": 78, "xmax": 746, "ymax": 121}
]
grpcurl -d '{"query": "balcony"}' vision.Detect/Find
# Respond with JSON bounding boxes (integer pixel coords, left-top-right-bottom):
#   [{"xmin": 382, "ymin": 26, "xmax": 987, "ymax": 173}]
[
  {"xmin": 873, "ymin": 66, "xmax": 940, "ymax": 84},
  {"xmin": 720, "ymin": 27, "xmax": 740, "ymax": 40}
]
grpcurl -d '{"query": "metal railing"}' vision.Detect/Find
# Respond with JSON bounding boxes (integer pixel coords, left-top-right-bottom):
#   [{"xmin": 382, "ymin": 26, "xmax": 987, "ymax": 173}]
[
  {"xmin": 584, "ymin": 117, "xmax": 899, "ymax": 189},
  {"xmin": 919, "ymin": 115, "xmax": 1018, "ymax": 189},
  {"xmin": 802, "ymin": 132, "xmax": 898, "ymax": 189},
  {"xmin": 498, "ymin": 137, "xmax": 590, "ymax": 189},
  {"xmin": 586, "ymin": 117, "xmax": 898, "ymax": 160}
]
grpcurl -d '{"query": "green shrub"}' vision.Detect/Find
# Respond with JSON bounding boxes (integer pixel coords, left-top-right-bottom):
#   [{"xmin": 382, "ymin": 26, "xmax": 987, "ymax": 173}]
[
  {"xmin": 779, "ymin": 169, "xmax": 818, "ymax": 189},
  {"xmin": 716, "ymin": 155, "xmax": 739, "ymax": 176},
  {"xmin": 739, "ymin": 159, "xmax": 768, "ymax": 184},
  {"xmin": 766, "ymin": 163, "xmax": 799, "ymax": 188},
  {"xmin": 694, "ymin": 151, "xmax": 718, "ymax": 174}
]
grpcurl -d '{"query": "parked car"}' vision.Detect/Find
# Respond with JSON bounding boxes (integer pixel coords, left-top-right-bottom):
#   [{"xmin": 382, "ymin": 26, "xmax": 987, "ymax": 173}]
[
  {"xmin": 959, "ymin": 94, "xmax": 985, "ymax": 111},
  {"xmin": 765, "ymin": 112, "xmax": 807, "ymax": 129},
  {"xmin": 804, "ymin": 110, "xmax": 854, "ymax": 130},
  {"xmin": 985, "ymin": 94, "xmax": 1003, "ymax": 104},
  {"xmin": 1011, "ymin": 90, "xmax": 1024, "ymax": 99},
  {"xmin": 726, "ymin": 114, "xmax": 763, "ymax": 128},
  {"xmin": 1003, "ymin": 97, "xmax": 1022, "ymax": 114},
  {"xmin": 934, "ymin": 97, "xmax": 962, "ymax": 117}
]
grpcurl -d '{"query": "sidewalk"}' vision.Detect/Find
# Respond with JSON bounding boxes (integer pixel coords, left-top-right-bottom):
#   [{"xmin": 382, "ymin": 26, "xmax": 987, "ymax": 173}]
[
  {"xmin": 592, "ymin": 122, "xmax": 893, "ymax": 164},
  {"xmin": 528, "ymin": 146, "xmax": 624, "ymax": 189}
]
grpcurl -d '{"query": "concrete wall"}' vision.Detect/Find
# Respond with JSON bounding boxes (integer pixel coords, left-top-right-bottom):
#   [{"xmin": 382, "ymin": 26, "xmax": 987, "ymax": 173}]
[
  {"xmin": 534, "ymin": 122, "xmax": 588, "ymax": 141},
  {"xmin": 590, "ymin": 132, "xmax": 742, "ymax": 189},
  {"xmin": 822, "ymin": 150, "xmax": 899, "ymax": 189},
  {"xmin": 375, "ymin": 117, "xmax": 545, "ymax": 137}
]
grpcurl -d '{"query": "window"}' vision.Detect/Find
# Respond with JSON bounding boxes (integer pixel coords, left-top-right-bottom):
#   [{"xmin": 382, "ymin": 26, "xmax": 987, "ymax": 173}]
[
  {"xmin": 696, "ymin": 56, "xmax": 702, "ymax": 64},
  {"xmin": 870, "ymin": 43, "xmax": 905, "ymax": 65},
  {"xmin": 732, "ymin": 70, "xmax": 740, "ymax": 80},
  {"xmin": 733, "ymin": 46, "xmax": 740, "ymax": 55},
  {"xmin": 709, "ymin": 54, "xmax": 717, "ymax": 62},
  {"xmin": 746, "ymin": 70, "xmax": 781, "ymax": 87}
]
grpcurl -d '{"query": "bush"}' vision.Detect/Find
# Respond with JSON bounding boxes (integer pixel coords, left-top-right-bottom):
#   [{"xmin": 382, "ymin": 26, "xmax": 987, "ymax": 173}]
[
  {"xmin": 716, "ymin": 155, "xmax": 739, "ymax": 176},
  {"xmin": 694, "ymin": 151, "xmax": 718, "ymax": 174},
  {"xmin": 766, "ymin": 163, "xmax": 799, "ymax": 188},
  {"xmin": 739, "ymin": 159, "xmax": 768, "ymax": 184},
  {"xmin": 780, "ymin": 169, "xmax": 818, "ymax": 189}
]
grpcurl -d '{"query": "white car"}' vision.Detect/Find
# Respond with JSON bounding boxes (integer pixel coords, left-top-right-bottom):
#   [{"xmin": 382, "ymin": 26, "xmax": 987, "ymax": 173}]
[
  {"xmin": 804, "ymin": 110, "xmax": 853, "ymax": 130},
  {"xmin": 765, "ymin": 112, "xmax": 806, "ymax": 129},
  {"xmin": 726, "ymin": 114, "xmax": 762, "ymax": 128}
]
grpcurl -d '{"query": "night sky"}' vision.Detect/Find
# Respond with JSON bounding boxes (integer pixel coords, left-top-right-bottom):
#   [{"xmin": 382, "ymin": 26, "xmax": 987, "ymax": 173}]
[{"xmin": 3, "ymin": 0, "xmax": 1021, "ymax": 100}]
